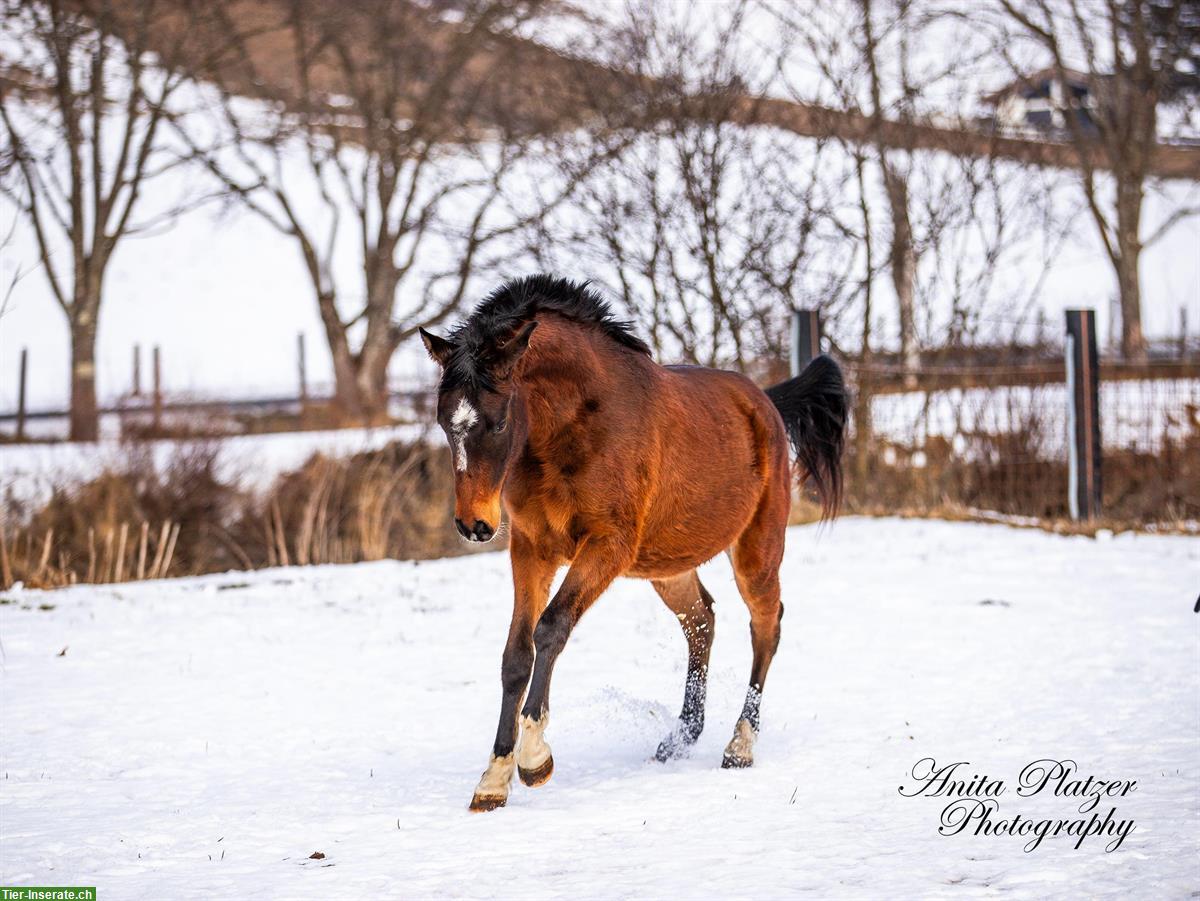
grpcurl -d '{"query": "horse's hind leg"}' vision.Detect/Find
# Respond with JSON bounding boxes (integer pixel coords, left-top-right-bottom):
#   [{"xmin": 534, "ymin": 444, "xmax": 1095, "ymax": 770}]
[
  {"xmin": 651, "ymin": 570, "xmax": 716, "ymax": 761},
  {"xmin": 723, "ymin": 494, "xmax": 787, "ymax": 769}
]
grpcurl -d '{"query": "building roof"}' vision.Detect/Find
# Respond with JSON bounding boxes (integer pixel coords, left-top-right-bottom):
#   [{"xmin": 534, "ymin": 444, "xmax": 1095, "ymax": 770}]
[{"xmin": 982, "ymin": 67, "xmax": 1095, "ymax": 105}]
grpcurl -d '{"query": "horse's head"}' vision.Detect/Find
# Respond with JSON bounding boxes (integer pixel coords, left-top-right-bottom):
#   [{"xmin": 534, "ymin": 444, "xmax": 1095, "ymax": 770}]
[{"xmin": 419, "ymin": 320, "xmax": 538, "ymax": 542}]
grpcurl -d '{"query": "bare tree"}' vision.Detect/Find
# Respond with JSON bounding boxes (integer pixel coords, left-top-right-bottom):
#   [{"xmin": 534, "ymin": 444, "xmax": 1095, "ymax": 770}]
[
  {"xmin": 995, "ymin": 0, "xmax": 1197, "ymax": 360},
  {"xmin": 541, "ymin": 0, "xmax": 855, "ymax": 377},
  {"xmin": 0, "ymin": 0, "xmax": 204, "ymax": 440},
  {"xmin": 857, "ymin": 0, "xmax": 920, "ymax": 385},
  {"xmin": 767, "ymin": 0, "xmax": 1078, "ymax": 358},
  {"xmin": 175, "ymin": 0, "xmax": 609, "ymax": 422},
  {"xmin": 764, "ymin": 0, "xmax": 929, "ymax": 385},
  {"xmin": 0, "ymin": 214, "xmax": 32, "ymax": 322},
  {"xmin": 780, "ymin": 0, "xmax": 1015, "ymax": 383}
]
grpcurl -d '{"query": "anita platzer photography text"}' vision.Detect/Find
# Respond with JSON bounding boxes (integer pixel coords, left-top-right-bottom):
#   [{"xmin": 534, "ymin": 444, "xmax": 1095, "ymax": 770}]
[
  {"xmin": 0, "ymin": 0, "xmax": 1197, "ymax": 899},
  {"xmin": 901, "ymin": 758, "xmax": 1139, "ymax": 853}
]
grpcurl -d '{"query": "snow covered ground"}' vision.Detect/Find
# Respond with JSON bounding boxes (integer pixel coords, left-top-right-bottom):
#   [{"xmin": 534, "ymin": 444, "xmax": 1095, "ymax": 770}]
[{"xmin": 1, "ymin": 517, "xmax": 1197, "ymax": 899}]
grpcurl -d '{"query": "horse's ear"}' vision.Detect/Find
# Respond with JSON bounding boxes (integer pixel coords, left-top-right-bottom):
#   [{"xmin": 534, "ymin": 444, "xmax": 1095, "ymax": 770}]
[
  {"xmin": 494, "ymin": 320, "xmax": 538, "ymax": 377},
  {"xmin": 419, "ymin": 328, "xmax": 454, "ymax": 368}
]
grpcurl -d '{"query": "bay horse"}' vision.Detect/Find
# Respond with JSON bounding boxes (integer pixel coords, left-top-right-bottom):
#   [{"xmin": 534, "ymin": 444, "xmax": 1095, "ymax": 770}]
[{"xmin": 419, "ymin": 275, "xmax": 847, "ymax": 812}]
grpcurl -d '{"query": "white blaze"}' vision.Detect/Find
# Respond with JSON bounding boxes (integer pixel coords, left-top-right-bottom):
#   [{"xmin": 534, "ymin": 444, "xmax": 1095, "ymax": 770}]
[{"xmin": 451, "ymin": 398, "xmax": 479, "ymax": 472}]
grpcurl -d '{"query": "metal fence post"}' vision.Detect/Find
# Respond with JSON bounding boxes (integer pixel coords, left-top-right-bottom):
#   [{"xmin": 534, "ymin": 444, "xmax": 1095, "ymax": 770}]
[
  {"xmin": 1065, "ymin": 309, "xmax": 1102, "ymax": 521},
  {"xmin": 297, "ymin": 332, "xmax": 308, "ymax": 405},
  {"xmin": 152, "ymin": 345, "xmax": 163, "ymax": 433},
  {"xmin": 16, "ymin": 347, "xmax": 28, "ymax": 440},
  {"xmin": 790, "ymin": 308, "xmax": 822, "ymax": 377}
]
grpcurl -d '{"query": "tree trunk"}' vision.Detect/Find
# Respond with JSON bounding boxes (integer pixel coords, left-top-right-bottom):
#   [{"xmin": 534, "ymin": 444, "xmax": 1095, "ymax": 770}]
[
  {"xmin": 313, "ymin": 284, "xmax": 399, "ymax": 425},
  {"xmin": 855, "ymin": 236, "xmax": 874, "ymax": 492},
  {"xmin": 313, "ymin": 290, "xmax": 367, "ymax": 423},
  {"xmin": 330, "ymin": 350, "xmax": 366, "ymax": 423},
  {"xmin": 1114, "ymin": 175, "xmax": 1147, "ymax": 362},
  {"xmin": 353, "ymin": 267, "xmax": 402, "ymax": 424},
  {"xmin": 330, "ymin": 351, "xmax": 390, "ymax": 426},
  {"xmin": 69, "ymin": 312, "xmax": 99, "ymax": 441},
  {"xmin": 354, "ymin": 318, "xmax": 400, "ymax": 425},
  {"xmin": 882, "ymin": 163, "xmax": 918, "ymax": 386},
  {"xmin": 355, "ymin": 356, "xmax": 392, "ymax": 424}
]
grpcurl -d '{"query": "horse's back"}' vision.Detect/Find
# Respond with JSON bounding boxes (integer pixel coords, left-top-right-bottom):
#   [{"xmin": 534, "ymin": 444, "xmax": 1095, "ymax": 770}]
[
  {"xmin": 659, "ymin": 365, "xmax": 787, "ymax": 454},
  {"xmin": 627, "ymin": 363, "xmax": 790, "ymax": 578}
]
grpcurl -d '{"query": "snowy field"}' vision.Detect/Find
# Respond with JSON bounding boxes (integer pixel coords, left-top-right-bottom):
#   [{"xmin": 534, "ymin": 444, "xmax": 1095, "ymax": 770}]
[{"xmin": 1, "ymin": 517, "xmax": 1197, "ymax": 899}]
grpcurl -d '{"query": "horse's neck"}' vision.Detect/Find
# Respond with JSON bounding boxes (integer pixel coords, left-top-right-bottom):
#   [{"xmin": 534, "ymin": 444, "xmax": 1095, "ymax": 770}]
[{"xmin": 517, "ymin": 334, "xmax": 616, "ymax": 439}]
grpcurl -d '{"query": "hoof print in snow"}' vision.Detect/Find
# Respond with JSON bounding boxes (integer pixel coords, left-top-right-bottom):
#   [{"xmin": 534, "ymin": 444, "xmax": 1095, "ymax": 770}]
[
  {"xmin": 468, "ymin": 794, "xmax": 506, "ymax": 813},
  {"xmin": 308, "ymin": 851, "xmax": 325, "ymax": 860}
]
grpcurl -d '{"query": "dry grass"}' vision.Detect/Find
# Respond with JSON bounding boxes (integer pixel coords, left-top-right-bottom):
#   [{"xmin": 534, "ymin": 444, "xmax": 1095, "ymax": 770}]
[
  {"xmin": 834, "ymin": 436, "xmax": 1199, "ymax": 534},
  {"xmin": 0, "ymin": 438, "xmax": 476, "ymax": 590},
  {"xmin": 231, "ymin": 441, "xmax": 472, "ymax": 569}
]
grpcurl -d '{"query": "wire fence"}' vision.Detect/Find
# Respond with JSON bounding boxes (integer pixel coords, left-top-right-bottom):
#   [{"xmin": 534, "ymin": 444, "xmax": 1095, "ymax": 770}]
[
  {"xmin": 5, "ymin": 333, "xmax": 1197, "ymax": 527},
  {"xmin": 842, "ymin": 360, "xmax": 1200, "ymax": 525}
]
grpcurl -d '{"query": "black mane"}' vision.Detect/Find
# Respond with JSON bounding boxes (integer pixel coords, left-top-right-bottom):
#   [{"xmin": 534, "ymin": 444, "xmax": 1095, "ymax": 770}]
[{"xmin": 441, "ymin": 275, "xmax": 650, "ymax": 391}]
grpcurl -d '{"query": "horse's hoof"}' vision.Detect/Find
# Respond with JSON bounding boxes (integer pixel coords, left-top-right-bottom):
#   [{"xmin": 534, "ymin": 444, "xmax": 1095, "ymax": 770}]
[
  {"xmin": 470, "ymin": 752, "xmax": 515, "ymax": 811},
  {"xmin": 469, "ymin": 793, "xmax": 507, "ymax": 812},
  {"xmin": 721, "ymin": 719, "xmax": 756, "ymax": 769},
  {"xmin": 518, "ymin": 754, "xmax": 554, "ymax": 787},
  {"xmin": 655, "ymin": 722, "xmax": 702, "ymax": 761},
  {"xmin": 654, "ymin": 742, "xmax": 681, "ymax": 762},
  {"xmin": 517, "ymin": 714, "xmax": 552, "ymax": 786}
]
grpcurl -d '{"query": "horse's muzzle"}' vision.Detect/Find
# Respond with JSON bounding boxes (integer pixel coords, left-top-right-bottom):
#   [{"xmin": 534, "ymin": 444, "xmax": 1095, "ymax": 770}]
[{"xmin": 455, "ymin": 518, "xmax": 495, "ymax": 542}]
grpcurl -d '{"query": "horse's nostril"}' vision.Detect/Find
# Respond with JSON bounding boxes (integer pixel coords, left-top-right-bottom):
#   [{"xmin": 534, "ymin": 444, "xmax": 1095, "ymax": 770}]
[
  {"xmin": 473, "ymin": 521, "xmax": 494, "ymax": 542},
  {"xmin": 454, "ymin": 518, "xmax": 472, "ymax": 540}
]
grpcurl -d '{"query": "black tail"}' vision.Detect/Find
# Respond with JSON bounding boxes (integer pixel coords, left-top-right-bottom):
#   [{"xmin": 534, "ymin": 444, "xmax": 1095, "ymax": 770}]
[{"xmin": 765, "ymin": 355, "xmax": 849, "ymax": 521}]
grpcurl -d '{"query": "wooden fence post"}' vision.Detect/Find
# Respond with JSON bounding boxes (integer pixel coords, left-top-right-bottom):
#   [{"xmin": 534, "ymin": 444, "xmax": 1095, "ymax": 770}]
[
  {"xmin": 1065, "ymin": 309, "xmax": 1102, "ymax": 521},
  {"xmin": 16, "ymin": 347, "xmax": 28, "ymax": 441},
  {"xmin": 132, "ymin": 344, "xmax": 142, "ymax": 396},
  {"xmin": 152, "ymin": 345, "xmax": 163, "ymax": 433},
  {"xmin": 790, "ymin": 309, "xmax": 822, "ymax": 377}
]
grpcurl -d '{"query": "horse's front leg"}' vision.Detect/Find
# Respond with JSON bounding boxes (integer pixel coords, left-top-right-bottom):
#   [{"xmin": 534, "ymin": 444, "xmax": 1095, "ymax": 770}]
[
  {"xmin": 469, "ymin": 530, "xmax": 555, "ymax": 812},
  {"xmin": 516, "ymin": 535, "xmax": 631, "ymax": 788}
]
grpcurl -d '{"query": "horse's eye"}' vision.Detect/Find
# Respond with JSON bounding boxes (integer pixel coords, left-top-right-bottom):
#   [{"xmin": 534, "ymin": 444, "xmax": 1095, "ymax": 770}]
[{"xmin": 492, "ymin": 419, "xmax": 507, "ymax": 434}]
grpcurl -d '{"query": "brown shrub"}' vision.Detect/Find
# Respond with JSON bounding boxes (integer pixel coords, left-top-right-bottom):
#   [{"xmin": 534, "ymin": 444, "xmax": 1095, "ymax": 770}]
[
  {"xmin": 1, "ymin": 438, "xmax": 477, "ymax": 590},
  {"xmin": 842, "ymin": 434, "xmax": 1199, "ymax": 528},
  {"xmin": 225, "ymin": 441, "xmax": 472, "ymax": 568}
]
